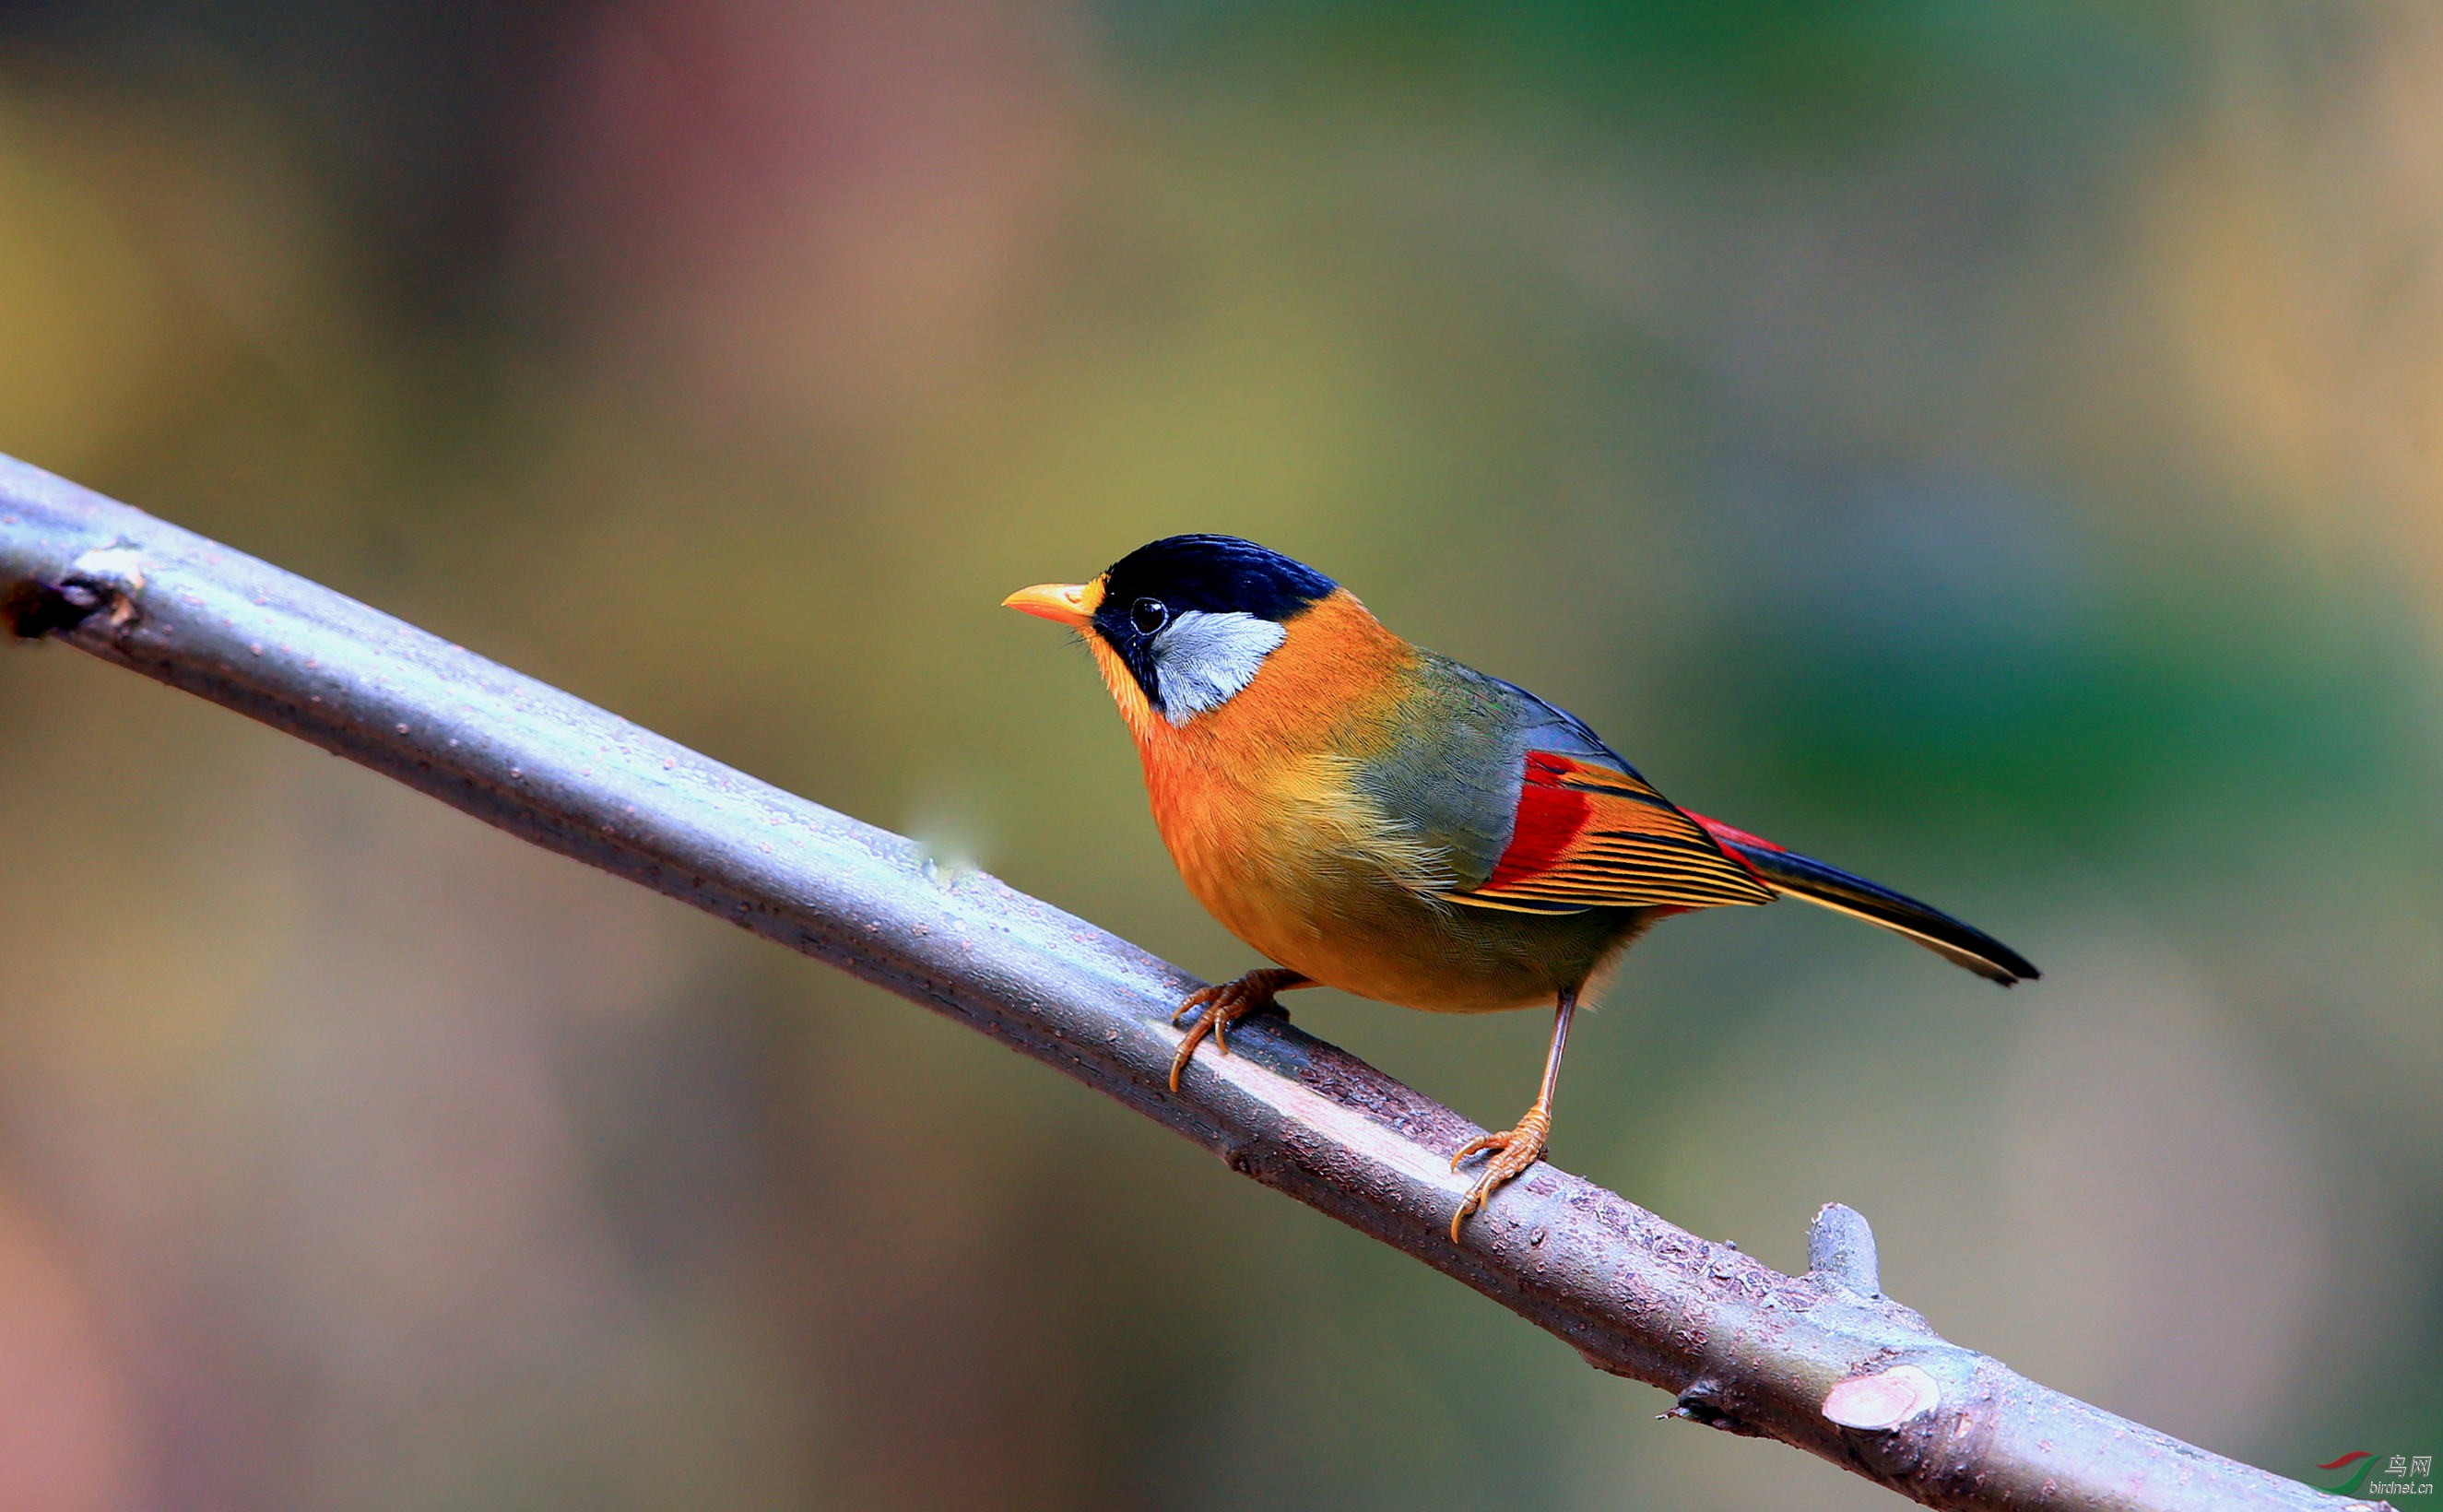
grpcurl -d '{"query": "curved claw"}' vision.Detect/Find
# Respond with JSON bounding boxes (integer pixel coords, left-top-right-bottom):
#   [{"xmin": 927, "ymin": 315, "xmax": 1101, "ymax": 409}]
[
  {"xmin": 1165, "ymin": 969, "xmax": 1305, "ymax": 1093},
  {"xmin": 1446, "ymin": 1107, "xmax": 1552, "ymax": 1243},
  {"xmin": 1166, "ymin": 983, "xmax": 1233, "ymax": 1092},
  {"xmin": 1448, "ymin": 1183, "xmax": 1490, "ymax": 1245},
  {"xmin": 1166, "ymin": 1004, "xmax": 1221, "ymax": 1093},
  {"xmin": 1449, "ymin": 1128, "xmax": 1511, "ymax": 1173}
]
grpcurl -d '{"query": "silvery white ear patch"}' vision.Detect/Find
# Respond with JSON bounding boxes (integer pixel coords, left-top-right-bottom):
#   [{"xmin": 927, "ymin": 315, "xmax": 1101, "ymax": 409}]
[{"xmin": 1152, "ymin": 610, "xmax": 1287, "ymax": 723}]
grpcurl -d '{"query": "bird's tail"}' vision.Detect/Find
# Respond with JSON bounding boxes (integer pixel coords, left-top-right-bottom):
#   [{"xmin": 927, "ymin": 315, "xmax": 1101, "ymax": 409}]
[{"xmin": 1690, "ymin": 815, "xmax": 2039, "ymax": 986}]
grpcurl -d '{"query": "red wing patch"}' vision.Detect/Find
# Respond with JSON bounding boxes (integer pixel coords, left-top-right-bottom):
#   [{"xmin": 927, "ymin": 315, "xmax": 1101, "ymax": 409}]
[
  {"xmin": 1446, "ymin": 752, "xmax": 1775, "ymax": 913},
  {"xmin": 1482, "ymin": 753, "xmax": 1593, "ymax": 890}
]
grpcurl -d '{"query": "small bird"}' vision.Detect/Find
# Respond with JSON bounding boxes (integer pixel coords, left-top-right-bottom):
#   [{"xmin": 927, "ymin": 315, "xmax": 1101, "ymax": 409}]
[{"xmin": 1006, "ymin": 536, "xmax": 2036, "ymax": 1240}]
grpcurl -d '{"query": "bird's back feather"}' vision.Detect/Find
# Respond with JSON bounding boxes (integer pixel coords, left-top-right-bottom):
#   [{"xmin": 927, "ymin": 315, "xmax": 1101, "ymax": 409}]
[{"xmin": 1364, "ymin": 657, "xmax": 1773, "ymax": 915}]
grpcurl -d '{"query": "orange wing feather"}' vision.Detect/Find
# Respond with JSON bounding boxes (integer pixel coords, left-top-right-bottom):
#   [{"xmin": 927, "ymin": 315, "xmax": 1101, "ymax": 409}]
[{"xmin": 1446, "ymin": 752, "xmax": 1775, "ymax": 914}]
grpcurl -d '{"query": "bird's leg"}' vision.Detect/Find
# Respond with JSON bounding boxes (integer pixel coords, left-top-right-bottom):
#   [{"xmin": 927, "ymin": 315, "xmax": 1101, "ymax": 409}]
[
  {"xmin": 1449, "ymin": 986, "xmax": 1577, "ymax": 1242},
  {"xmin": 1169, "ymin": 968, "xmax": 1309, "ymax": 1092}
]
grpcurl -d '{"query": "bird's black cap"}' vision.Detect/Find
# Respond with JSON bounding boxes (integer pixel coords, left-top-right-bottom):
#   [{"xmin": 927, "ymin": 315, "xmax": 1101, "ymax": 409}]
[
  {"xmin": 1095, "ymin": 536, "xmax": 1336, "ymax": 627},
  {"xmin": 1088, "ymin": 537, "xmax": 1336, "ymax": 715}
]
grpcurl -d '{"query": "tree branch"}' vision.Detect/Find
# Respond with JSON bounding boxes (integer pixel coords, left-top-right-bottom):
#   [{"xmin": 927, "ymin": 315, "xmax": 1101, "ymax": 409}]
[{"xmin": 0, "ymin": 455, "xmax": 2380, "ymax": 1512}]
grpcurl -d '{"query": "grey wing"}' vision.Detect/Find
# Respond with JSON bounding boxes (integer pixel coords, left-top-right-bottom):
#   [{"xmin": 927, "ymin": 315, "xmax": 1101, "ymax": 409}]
[{"xmin": 1349, "ymin": 652, "xmax": 1643, "ymax": 895}]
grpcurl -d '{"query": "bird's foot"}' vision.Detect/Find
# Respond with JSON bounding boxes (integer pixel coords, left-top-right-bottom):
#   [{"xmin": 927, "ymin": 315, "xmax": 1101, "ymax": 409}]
[
  {"xmin": 1168, "ymin": 968, "xmax": 1306, "ymax": 1092},
  {"xmin": 1448, "ymin": 1103, "xmax": 1552, "ymax": 1242}
]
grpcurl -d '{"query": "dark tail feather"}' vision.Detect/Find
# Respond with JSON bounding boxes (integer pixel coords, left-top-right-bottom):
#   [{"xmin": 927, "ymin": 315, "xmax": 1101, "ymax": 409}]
[{"xmin": 1692, "ymin": 816, "xmax": 2039, "ymax": 986}]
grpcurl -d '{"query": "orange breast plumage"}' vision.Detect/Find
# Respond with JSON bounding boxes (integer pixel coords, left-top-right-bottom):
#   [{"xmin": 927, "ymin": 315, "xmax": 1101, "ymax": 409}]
[{"xmin": 1091, "ymin": 590, "xmax": 1635, "ymax": 1012}]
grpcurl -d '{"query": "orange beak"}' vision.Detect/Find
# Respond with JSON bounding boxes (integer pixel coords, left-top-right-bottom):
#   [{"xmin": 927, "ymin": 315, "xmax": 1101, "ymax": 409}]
[{"xmin": 1001, "ymin": 581, "xmax": 1096, "ymax": 629}]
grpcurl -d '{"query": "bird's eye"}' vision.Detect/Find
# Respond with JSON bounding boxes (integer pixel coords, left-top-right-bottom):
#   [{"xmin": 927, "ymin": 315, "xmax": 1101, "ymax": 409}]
[{"xmin": 1130, "ymin": 597, "xmax": 1170, "ymax": 634}]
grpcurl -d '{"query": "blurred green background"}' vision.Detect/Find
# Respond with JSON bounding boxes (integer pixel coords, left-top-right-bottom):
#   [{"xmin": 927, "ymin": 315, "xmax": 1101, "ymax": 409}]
[{"xmin": 2, "ymin": 2, "xmax": 2439, "ymax": 1508}]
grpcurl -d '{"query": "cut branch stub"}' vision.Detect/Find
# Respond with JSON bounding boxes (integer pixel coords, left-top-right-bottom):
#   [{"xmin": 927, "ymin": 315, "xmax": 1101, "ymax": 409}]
[
  {"xmin": 1824, "ymin": 1364, "xmax": 1943, "ymax": 1430},
  {"xmin": 1810, "ymin": 1200, "xmax": 1882, "ymax": 1296}
]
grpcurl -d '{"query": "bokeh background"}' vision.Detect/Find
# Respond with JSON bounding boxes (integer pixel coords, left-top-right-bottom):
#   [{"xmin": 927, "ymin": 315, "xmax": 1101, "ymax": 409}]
[{"xmin": 1, "ymin": 3, "xmax": 2439, "ymax": 1508}]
